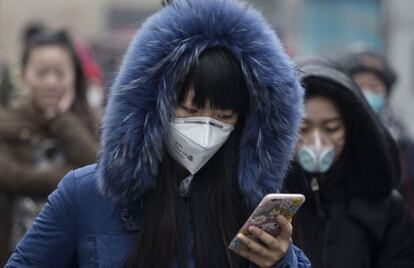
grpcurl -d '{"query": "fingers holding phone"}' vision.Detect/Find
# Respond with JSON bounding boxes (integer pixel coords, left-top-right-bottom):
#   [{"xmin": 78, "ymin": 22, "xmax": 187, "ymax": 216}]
[
  {"xmin": 235, "ymin": 215, "xmax": 292, "ymax": 268},
  {"xmin": 228, "ymin": 194, "xmax": 305, "ymax": 267}
]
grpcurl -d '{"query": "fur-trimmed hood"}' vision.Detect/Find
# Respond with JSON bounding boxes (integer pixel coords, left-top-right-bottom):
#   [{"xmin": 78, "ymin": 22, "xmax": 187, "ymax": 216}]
[{"xmin": 97, "ymin": 0, "xmax": 303, "ymax": 209}]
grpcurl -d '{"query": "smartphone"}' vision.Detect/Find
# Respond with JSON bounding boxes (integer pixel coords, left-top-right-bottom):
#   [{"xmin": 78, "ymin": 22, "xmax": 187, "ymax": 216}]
[{"xmin": 228, "ymin": 193, "xmax": 305, "ymax": 254}]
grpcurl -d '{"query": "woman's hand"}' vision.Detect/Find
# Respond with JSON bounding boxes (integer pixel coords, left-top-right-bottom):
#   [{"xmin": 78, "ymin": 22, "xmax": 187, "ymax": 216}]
[{"xmin": 235, "ymin": 215, "xmax": 292, "ymax": 268}]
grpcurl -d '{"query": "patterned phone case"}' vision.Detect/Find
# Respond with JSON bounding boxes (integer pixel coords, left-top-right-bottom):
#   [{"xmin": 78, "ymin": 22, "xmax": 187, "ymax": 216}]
[{"xmin": 228, "ymin": 194, "xmax": 305, "ymax": 253}]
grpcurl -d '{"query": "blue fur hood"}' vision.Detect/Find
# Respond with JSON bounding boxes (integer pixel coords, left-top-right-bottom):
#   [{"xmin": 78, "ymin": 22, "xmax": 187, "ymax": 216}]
[{"xmin": 97, "ymin": 0, "xmax": 304, "ymax": 209}]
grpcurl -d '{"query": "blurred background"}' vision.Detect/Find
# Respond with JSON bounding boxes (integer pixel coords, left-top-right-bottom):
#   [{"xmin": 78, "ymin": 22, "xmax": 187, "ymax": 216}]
[{"xmin": 0, "ymin": 0, "xmax": 412, "ymax": 136}]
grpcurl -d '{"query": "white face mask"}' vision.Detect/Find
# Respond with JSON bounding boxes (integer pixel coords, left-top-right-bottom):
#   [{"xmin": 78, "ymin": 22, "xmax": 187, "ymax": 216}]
[
  {"xmin": 166, "ymin": 117, "xmax": 234, "ymax": 174},
  {"xmin": 298, "ymin": 145, "xmax": 335, "ymax": 174},
  {"xmin": 362, "ymin": 89, "xmax": 385, "ymax": 114},
  {"xmin": 297, "ymin": 131, "xmax": 335, "ymax": 174}
]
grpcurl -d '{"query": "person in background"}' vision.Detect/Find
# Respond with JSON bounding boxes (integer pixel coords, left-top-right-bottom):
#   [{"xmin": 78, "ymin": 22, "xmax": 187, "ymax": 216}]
[
  {"xmin": 283, "ymin": 58, "xmax": 414, "ymax": 267},
  {"xmin": 339, "ymin": 46, "xmax": 414, "ymax": 220},
  {"xmin": 6, "ymin": 0, "xmax": 310, "ymax": 267},
  {"xmin": 0, "ymin": 23, "xmax": 46, "ymax": 108},
  {"xmin": 0, "ymin": 30, "xmax": 98, "ymax": 265}
]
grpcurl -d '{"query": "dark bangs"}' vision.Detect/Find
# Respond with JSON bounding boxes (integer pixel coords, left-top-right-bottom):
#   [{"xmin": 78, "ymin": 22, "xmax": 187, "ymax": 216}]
[{"xmin": 177, "ymin": 48, "xmax": 248, "ymax": 114}]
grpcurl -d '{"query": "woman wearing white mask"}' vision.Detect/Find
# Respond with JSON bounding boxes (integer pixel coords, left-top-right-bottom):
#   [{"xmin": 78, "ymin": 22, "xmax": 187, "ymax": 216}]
[
  {"xmin": 6, "ymin": 0, "xmax": 310, "ymax": 267},
  {"xmin": 283, "ymin": 58, "xmax": 414, "ymax": 268}
]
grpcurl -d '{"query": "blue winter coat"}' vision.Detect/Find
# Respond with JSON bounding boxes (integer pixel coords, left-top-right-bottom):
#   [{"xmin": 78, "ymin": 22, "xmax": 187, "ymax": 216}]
[
  {"xmin": 7, "ymin": 0, "xmax": 310, "ymax": 266},
  {"xmin": 6, "ymin": 165, "xmax": 310, "ymax": 267}
]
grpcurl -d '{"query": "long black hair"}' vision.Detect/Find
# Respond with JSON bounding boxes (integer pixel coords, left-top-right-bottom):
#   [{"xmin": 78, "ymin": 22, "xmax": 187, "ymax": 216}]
[
  {"xmin": 21, "ymin": 30, "xmax": 95, "ymax": 131},
  {"xmin": 126, "ymin": 48, "xmax": 250, "ymax": 268}
]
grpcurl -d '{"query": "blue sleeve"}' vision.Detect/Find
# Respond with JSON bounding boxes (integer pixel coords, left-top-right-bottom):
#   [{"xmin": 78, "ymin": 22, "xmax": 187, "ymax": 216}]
[
  {"xmin": 6, "ymin": 171, "xmax": 78, "ymax": 267},
  {"xmin": 273, "ymin": 243, "xmax": 311, "ymax": 268}
]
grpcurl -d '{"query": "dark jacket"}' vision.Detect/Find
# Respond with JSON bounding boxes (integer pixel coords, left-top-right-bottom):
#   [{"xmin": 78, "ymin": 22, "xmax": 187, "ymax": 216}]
[
  {"xmin": 284, "ymin": 61, "xmax": 414, "ymax": 268},
  {"xmin": 7, "ymin": 0, "xmax": 309, "ymax": 266},
  {"xmin": 0, "ymin": 101, "xmax": 98, "ymax": 265}
]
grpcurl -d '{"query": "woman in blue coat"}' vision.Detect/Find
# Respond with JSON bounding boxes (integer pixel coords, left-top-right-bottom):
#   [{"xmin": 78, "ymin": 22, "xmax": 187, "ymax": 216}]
[{"xmin": 6, "ymin": 0, "xmax": 310, "ymax": 267}]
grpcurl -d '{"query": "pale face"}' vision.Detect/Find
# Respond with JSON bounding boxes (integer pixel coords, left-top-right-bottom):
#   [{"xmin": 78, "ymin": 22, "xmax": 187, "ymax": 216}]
[
  {"xmin": 353, "ymin": 71, "xmax": 387, "ymax": 96},
  {"xmin": 23, "ymin": 46, "xmax": 76, "ymax": 112},
  {"xmin": 175, "ymin": 88, "xmax": 239, "ymax": 125},
  {"xmin": 297, "ymin": 96, "xmax": 346, "ymax": 160}
]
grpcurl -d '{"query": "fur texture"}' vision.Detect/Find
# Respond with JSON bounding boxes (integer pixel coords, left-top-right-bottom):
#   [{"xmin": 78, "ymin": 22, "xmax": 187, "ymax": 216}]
[{"xmin": 97, "ymin": 0, "xmax": 304, "ymax": 209}]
